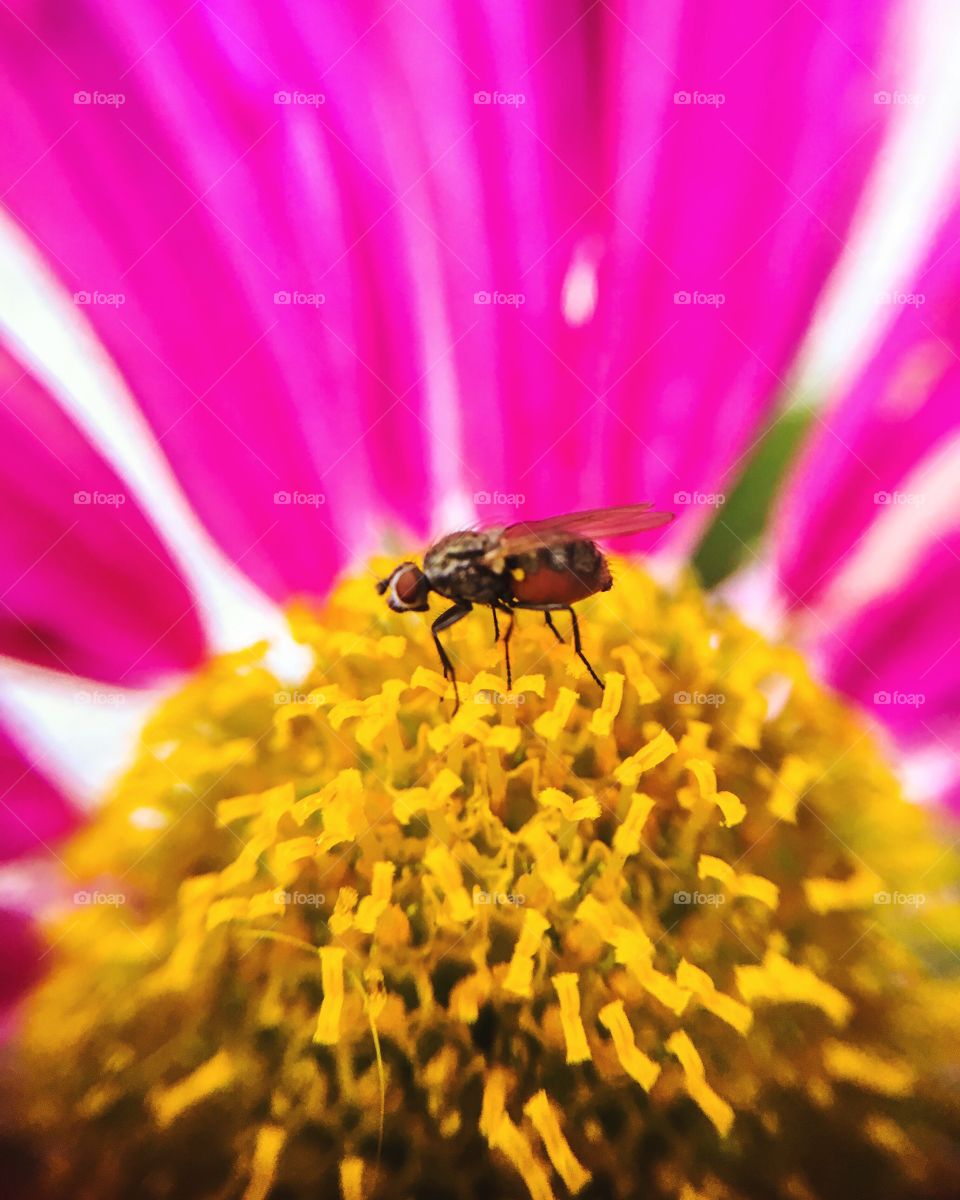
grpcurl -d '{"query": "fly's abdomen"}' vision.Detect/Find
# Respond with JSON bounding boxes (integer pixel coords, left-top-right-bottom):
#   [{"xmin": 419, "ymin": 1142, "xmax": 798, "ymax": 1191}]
[{"xmin": 508, "ymin": 540, "xmax": 609, "ymax": 605}]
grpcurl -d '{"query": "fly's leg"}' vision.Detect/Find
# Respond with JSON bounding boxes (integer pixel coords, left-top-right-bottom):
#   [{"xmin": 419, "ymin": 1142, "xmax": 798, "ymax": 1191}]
[
  {"xmin": 511, "ymin": 601, "xmax": 604, "ymax": 691},
  {"xmin": 431, "ymin": 602, "xmax": 472, "ymax": 715},
  {"xmin": 490, "ymin": 604, "xmax": 500, "ymax": 645},
  {"xmin": 543, "ymin": 612, "xmax": 565, "ymax": 643},
  {"xmin": 498, "ymin": 605, "xmax": 515, "ymax": 690},
  {"xmin": 562, "ymin": 605, "xmax": 603, "ymax": 688}
]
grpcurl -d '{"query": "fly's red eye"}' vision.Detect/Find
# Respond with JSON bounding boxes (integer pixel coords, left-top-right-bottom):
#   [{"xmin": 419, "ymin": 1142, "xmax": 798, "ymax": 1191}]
[{"xmin": 395, "ymin": 567, "xmax": 424, "ymax": 605}]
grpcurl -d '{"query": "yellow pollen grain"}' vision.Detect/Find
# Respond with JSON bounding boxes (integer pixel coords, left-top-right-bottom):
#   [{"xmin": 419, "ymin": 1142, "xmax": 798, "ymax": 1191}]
[
  {"xmin": 329, "ymin": 887, "xmax": 358, "ymax": 935},
  {"xmin": 524, "ymin": 1089, "xmax": 591, "ymax": 1193},
  {"xmin": 534, "ymin": 687, "xmax": 579, "ymax": 740},
  {"xmin": 424, "ymin": 845, "xmax": 474, "ymax": 923},
  {"xmin": 822, "ymin": 1041, "xmax": 916, "ymax": 1096},
  {"xmin": 537, "ymin": 787, "xmax": 601, "ymax": 823},
  {"xmin": 339, "ymin": 1156, "xmax": 365, "ymax": 1200},
  {"xmin": 676, "ymin": 959, "xmax": 753, "ymax": 1034},
  {"xmin": 523, "ymin": 825, "xmax": 578, "ymax": 900},
  {"xmin": 273, "ymin": 836, "xmax": 316, "ymax": 877},
  {"xmin": 612, "ymin": 793, "xmax": 655, "ymax": 857},
  {"xmin": 698, "ymin": 854, "xmax": 779, "ymax": 910},
  {"xmin": 479, "ymin": 1066, "xmax": 510, "ymax": 1138},
  {"xmin": 355, "ymin": 862, "xmax": 396, "ymax": 933},
  {"xmin": 206, "ymin": 897, "xmax": 250, "ymax": 929},
  {"xmin": 766, "ymin": 754, "xmax": 812, "ymax": 822},
  {"xmin": 736, "ymin": 951, "xmax": 852, "ymax": 1027},
  {"xmin": 665, "ymin": 1030, "xmax": 734, "ymax": 1137},
  {"xmin": 589, "ymin": 671, "xmax": 625, "ymax": 736},
  {"xmin": 614, "ymin": 727, "xmax": 677, "ymax": 787},
  {"xmin": 575, "ymin": 895, "xmax": 620, "ymax": 944},
  {"xmin": 803, "ymin": 868, "xmax": 884, "ymax": 914},
  {"xmin": 598, "ymin": 1000, "xmax": 660, "ymax": 1091},
  {"xmin": 552, "ymin": 973, "xmax": 592, "ymax": 1064},
  {"xmin": 241, "ymin": 1125, "xmax": 286, "ymax": 1200},
  {"xmin": 686, "ymin": 760, "xmax": 746, "ymax": 827},
  {"xmin": 487, "ymin": 1114, "xmax": 556, "ymax": 1200},
  {"xmin": 503, "ymin": 910, "xmax": 551, "ymax": 998},
  {"xmin": 313, "ymin": 946, "xmax": 346, "ymax": 1045},
  {"xmin": 149, "ymin": 1049, "xmax": 236, "ymax": 1127},
  {"xmin": 610, "ymin": 646, "xmax": 660, "ymax": 701}
]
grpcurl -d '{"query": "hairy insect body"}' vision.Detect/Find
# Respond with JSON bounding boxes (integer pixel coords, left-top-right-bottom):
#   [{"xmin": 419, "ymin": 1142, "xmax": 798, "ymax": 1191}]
[
  {"xmin": 423, "ymin": 530, "xmax": 507, "ymax": 604},
  {"xmin": 377, "ymin": 503, "xmax": 674, "ymax": 712}
]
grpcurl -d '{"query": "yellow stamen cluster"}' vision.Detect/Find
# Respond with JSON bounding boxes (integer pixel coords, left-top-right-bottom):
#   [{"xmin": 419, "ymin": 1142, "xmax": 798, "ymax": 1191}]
[{"xmin": 4, "ymin": 560, "xmax": 960, "ymax": 1199}]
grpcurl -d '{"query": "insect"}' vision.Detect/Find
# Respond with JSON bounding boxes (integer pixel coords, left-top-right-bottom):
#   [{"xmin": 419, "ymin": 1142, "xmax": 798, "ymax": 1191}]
[{"xmin": 376, "ymin": 503, "xmax": 674, "ymax": 713}]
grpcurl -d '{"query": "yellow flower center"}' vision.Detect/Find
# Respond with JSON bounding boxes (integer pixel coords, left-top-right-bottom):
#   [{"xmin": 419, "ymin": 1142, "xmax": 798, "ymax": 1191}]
[{"xmin": 6, "ymin": 559, "xmax": 960, "ymax": 1200}]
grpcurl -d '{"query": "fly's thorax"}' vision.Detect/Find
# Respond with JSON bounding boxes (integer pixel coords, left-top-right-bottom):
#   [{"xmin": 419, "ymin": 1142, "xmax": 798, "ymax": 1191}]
[{"xmin": 423, "ymin": 529, "xmax": 508, "ymax": 604}]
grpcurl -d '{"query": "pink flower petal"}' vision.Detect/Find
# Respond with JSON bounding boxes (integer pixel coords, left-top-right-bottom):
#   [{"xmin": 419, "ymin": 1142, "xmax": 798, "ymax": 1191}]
[
  {"xmin": 775, "ymin": 203, "xmax": 960, "ymax": 608},
  {"xmin": 822, "ymin": 529, "xmax": 960, "ymax": 754},
  {"xmin": 0, "ymin": 2, "xmax": 898, "ymax": 583},
  {"xmin": 0, "ymin": 906, "xmax": 44, "ymax": 1033},
  {"xmin": 0, "ymin": 345, "xmax": 206, "ymax": 683},
  {"xmin": 0, "ymin": 722, "xmax": 77, "ymax": 864}
]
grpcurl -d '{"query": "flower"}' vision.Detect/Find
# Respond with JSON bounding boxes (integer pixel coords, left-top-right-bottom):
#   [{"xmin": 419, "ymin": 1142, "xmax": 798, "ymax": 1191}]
[
  {"xmin": 0, "ymin": 1, "xmax": 959, "ymax": 1192},
  {"xmin": 5, "ymin": 561, "xmax": 960, "ymax": 1198}
]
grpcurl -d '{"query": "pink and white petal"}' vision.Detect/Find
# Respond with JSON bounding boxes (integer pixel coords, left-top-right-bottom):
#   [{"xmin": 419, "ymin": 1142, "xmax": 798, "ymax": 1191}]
[
  {"xmin": 818, "ymin": 529, "xmax": 960, "ymax": 813},
  {"xmin": 0, "ymin": 345, "xmax": 206, "ymax": 683},
  {"xmin": 0, "ymin": 722, "xmax": 77, "ymax": 866},
  {"xmin": 587, "ymin": 0, "xmax": 901, "ymax": 550},
  {"xmin": 0, "ymin": 907, "xmax": 45, "ymax": 1032},
  {"xmin": 0, "ymin": 2, "xmax": 461, "ymax": 598},
  {"xmin": 774, "ymin": 201, "xmax": 960, "ymax": 609}
]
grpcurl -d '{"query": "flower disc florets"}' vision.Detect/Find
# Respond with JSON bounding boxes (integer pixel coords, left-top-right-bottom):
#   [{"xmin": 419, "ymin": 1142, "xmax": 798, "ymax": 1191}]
[{"xmin": 5, "ymin": 560, "xmax": 960, "ymax": 1199}]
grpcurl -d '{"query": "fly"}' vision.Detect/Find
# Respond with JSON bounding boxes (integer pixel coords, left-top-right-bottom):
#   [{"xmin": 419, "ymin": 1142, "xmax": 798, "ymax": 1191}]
[{"xmin": 376, "ymin": 503, "xmax": 674, "ymax": 713}]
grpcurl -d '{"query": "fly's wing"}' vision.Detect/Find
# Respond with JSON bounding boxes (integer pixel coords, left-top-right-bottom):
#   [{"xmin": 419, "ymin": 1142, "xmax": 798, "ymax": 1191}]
[{"xmin": 495, "ymin": 504, "xmax": 674, "ymax": 558}]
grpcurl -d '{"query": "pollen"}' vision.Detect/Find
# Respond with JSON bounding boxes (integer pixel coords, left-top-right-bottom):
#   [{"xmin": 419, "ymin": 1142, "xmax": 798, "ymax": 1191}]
[{"xmin": 7, "ymin": 558, "xmax": 960, "ymax": 1199}]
